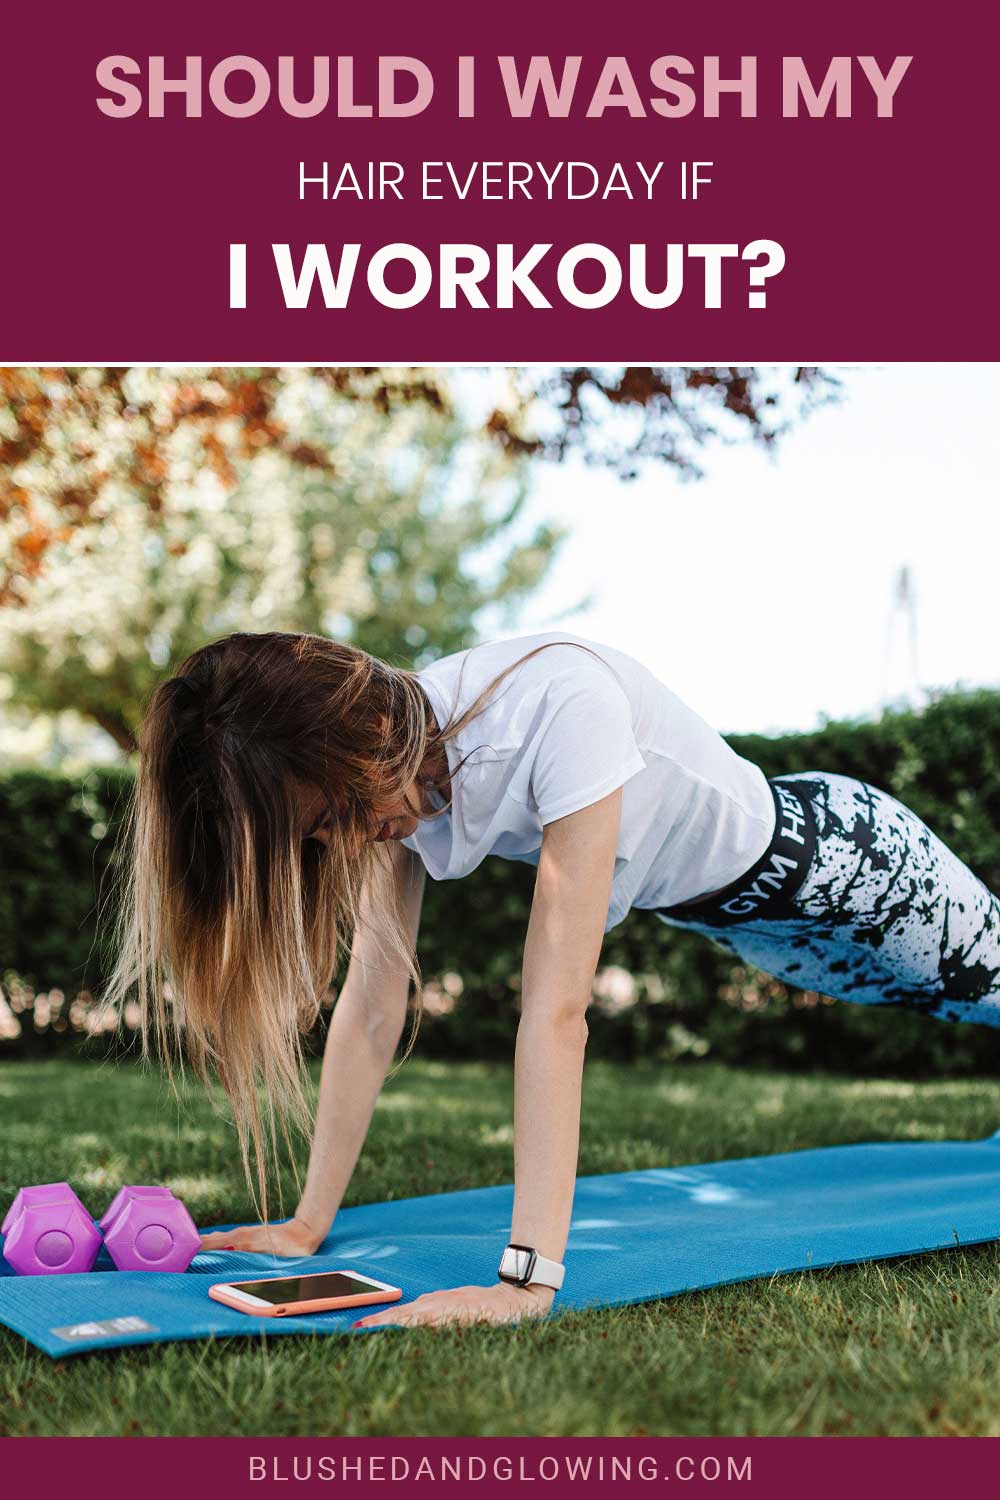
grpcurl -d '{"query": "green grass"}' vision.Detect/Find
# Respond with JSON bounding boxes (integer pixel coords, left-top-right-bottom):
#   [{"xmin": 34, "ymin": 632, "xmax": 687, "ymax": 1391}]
[{"xmin": 2, "ymin": 1056, "xmax": 1000, "ymax": 1436}]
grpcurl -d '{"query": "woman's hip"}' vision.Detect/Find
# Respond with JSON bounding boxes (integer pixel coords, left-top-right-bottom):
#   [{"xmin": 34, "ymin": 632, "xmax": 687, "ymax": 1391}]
[{"xmin": 655, "ymin": 771, "xmax": 1000, "ymax": 1024}]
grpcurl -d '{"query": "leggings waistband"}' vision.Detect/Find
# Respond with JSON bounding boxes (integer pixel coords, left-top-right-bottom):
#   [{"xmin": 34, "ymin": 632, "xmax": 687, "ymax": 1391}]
[{"xmin": 657, "ymin": 778, "xmax": 819, "ymax": 927}]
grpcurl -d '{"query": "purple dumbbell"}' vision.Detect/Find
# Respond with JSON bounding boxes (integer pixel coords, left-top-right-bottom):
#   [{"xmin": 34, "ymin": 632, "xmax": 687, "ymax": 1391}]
[
  {"xmin": 101, "ymin": 1184, "xmax": 200, "ymax": 1272},
  {"xmin": 2, "ymin": 1182, "xmax": 102, "ymax": 1275}
]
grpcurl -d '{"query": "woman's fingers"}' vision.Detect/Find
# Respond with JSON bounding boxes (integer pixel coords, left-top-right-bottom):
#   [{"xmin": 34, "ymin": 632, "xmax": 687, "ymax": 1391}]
[
  {"xmin": 199, "ymin": 1224, "xmax": 268, "ymax": 1251},
  {"xmin": 354, "ymin": 1285, "xmax": 534, "ymax": 1330},
  {"xmin": 353, "ymin": 1302, "xmax": 420, "ymax": 1330},
  {"xmin": 200, "ymin": 1227, "xmax": 247, "ymax": 1249},
  {"xmin": 354, "ymin": 1292, "xmax": 447, "ymax": 1329},
  {"xmin": 199, "ymin": 1222, "xmax": 316, "ymax": 1256}
]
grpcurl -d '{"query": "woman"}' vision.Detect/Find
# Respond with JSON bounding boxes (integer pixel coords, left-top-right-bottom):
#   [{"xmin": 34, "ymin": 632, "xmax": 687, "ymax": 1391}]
[{"xmin": 115, "ymin": 629, "xmax": 1000, "ymax": 1329}]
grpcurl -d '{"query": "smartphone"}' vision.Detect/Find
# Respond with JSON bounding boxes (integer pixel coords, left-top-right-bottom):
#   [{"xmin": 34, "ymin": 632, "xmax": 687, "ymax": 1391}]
[{"xmin": 208, "ymin": 1269, "xmax": 403, "ymax": 1317}]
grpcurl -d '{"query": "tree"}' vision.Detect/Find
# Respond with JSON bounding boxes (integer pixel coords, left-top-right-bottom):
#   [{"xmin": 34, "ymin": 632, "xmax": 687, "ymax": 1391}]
[
  {"xmin": 0, "ymin": 368, "xmax": 559, "ymax": 751},
  {"xmin": 489, "ymin": 365, "xmax": 838, "ymax": 480},
  {"xmin": 0, "ymin": 364, "xmax": 834, "ymax": 753}
]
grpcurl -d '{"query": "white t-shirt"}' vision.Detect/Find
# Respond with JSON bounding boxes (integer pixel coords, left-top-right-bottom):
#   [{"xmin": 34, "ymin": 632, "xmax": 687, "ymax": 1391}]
[{"xmin": 402, "ymin": 631, "xmax": 775, "ymax": 931}]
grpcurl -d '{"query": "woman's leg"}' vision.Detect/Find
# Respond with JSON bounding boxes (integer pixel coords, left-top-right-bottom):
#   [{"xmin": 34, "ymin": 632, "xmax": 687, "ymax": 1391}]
[{"xmin": 659, "ymin": 772, "xmax": 1000, "ymax": 1027}]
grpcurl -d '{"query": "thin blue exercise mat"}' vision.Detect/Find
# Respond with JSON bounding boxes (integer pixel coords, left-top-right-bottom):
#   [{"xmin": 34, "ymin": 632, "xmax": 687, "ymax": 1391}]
[{"xmin": 4, "ymin": 1133, "xmax": 1000, "ymax": 1357}]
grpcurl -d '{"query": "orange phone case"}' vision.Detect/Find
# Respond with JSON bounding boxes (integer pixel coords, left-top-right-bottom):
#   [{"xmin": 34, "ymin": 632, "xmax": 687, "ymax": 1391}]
[{"xmin": 208, "ymin": 1271, "xmax": 403, "ymax": 1317}]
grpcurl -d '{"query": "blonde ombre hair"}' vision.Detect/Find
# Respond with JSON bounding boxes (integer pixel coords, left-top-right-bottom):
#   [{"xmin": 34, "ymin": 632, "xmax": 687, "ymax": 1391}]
[{"xmin": 108, "ymin": 630, "xmax": 597, "ymax": 1206}]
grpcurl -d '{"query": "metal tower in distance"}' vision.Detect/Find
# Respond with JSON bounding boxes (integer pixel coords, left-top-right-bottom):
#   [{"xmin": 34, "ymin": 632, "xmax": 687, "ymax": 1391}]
[{"xmin": 881, "ymin": 564, "xmax": 921, "ymax": 711}]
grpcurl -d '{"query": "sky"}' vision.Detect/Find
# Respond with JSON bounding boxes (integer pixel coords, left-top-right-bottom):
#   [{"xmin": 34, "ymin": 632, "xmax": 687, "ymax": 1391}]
[{"xmin": 494, "ymin": 363, "xmax": 999, "ymax": 736}]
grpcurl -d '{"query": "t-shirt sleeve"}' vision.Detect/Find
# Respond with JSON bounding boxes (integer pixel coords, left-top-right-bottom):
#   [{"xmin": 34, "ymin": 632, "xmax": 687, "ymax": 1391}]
[{"xmin": 529, "ymin": 667, "xmax": 646, "ymax": 825}]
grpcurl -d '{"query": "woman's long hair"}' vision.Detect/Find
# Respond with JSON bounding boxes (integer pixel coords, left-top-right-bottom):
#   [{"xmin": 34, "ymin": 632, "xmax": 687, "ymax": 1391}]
[{"xmin": 107, "ymin": 631, "xmax": 598, "ymax": 1209}]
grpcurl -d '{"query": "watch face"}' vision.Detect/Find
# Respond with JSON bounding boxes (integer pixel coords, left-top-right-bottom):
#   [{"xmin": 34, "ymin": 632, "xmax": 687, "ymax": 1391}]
[{"xmin": 500, "ymin": 1245, "xmax": 537, "ymax": 1285}]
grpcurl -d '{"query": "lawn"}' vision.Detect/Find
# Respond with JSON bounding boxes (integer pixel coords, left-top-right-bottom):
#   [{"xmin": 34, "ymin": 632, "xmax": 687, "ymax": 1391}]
[{"xmin": 2, "ymin": 1055, "xmax": 1000, "ymax": 1437}]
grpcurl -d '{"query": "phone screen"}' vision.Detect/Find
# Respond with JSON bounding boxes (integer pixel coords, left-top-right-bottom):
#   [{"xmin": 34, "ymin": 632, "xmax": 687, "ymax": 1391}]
[{"xmin": 231, "ymin": 1272, "xmax": 384, "ymax": 1304}]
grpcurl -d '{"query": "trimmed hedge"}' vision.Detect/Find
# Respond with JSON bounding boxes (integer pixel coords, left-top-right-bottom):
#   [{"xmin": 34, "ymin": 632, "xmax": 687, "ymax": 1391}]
[
  {"xmin": 4, "ymin": 689, "xmax": 1000, "ymax": 1075},
  {"xmin": 0, "ymin": 768, "xmax": 132, "ymax": 1001}
]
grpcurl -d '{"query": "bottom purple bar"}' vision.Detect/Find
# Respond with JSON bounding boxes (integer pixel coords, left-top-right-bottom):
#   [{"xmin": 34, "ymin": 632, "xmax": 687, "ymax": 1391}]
[{"xmin": 0, "ymin": 1437, "xmax": 990, "ymax": 1496}]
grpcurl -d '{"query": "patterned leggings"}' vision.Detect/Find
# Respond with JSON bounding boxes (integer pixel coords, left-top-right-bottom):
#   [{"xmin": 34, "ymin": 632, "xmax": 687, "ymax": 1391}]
[{"xmin": 656, "ymin": 773, "xmax": 1000, "ymax": 1027}]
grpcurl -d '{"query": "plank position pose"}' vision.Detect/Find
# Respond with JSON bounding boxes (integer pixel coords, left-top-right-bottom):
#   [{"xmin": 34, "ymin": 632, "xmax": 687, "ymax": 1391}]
[{"xmin": 114, "ymin": 631, "xmax": 1000, "ymax": 1327}]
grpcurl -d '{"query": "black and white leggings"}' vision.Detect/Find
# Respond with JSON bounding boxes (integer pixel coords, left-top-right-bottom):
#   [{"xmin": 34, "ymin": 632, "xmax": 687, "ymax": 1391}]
[{"xmin": 656, "ymin": 773, "xmax": 1000, "ymax": 1027}]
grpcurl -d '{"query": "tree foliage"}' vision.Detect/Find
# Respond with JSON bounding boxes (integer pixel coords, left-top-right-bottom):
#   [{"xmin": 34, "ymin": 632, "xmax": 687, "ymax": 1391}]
[
  {"xmin": 0, "ymin": 368, "xmax": 558, "ymax": 749},
  {"xmin": 0, "ymin": 365, "xmax": 835, "ymax": 751},
  {"xmin": 491, "ymin": 365, "xmax": 838, "ymax": 479}
]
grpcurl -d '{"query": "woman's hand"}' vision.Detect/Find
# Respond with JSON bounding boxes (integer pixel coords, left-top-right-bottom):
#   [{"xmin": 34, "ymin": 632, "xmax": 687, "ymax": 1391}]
[
  {"xmin": 354, "ymin": 1282, "xmax": 555, "ymax": 1330},
  {"xmin": 199, "ymin": 1214, "xmax": 324, "ymax": 1257}
]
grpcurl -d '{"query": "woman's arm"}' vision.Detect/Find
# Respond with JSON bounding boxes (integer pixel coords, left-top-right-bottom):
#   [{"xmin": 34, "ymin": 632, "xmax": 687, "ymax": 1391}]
[
  {"xmin": 200, "ymin": 841, "xmax": 426, "ymax": 1253},
  {"xmin": 508, "ymin": 785, "xmax": 620, "ymax": 1272},
  {"xmin": 295, "ymin": 843, "xmax": 426, "ymax": 1241},
  {"xmin": 357, "ymin": 787, "xmax": 620, "ymax": 1327}
]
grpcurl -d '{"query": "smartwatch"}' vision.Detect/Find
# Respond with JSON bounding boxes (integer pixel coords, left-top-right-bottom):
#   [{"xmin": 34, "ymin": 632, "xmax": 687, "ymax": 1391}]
[{"xmin": 498, "ymin": 1243, "xmax": 565, "ymax": 1291}]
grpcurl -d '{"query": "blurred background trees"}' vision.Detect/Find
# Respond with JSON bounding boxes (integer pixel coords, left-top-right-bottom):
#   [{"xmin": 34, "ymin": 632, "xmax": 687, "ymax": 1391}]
[
  {"xmin": 0, "ymin": 368, "xmax": 555, "ymax": 755},
  {"xmin": 0, "ymin": 365, "xmax": 833, "ymax": 760}
]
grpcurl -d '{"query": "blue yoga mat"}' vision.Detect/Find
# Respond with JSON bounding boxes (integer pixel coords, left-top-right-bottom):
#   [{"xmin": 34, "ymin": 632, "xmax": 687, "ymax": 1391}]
[{"xmin": 3, "ymin": 1133, "xmax": 1000, "ymax": 1357}]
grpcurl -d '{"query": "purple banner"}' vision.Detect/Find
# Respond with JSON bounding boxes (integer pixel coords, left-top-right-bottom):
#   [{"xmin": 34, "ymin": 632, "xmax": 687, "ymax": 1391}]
[
  {"xmin": 3, "ymin": 1436, "xmax": 998, "ymax": 1494},
  {"xmin": 1, "ymin": 0, "xmax": 995, "ymax": 358}
]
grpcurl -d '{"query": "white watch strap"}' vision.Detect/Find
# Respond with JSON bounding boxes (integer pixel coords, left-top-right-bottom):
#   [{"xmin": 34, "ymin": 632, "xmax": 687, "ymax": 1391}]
[{"xmin": 527, "ymin": 1251, "xmax": 565, "ymax": 1290}]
